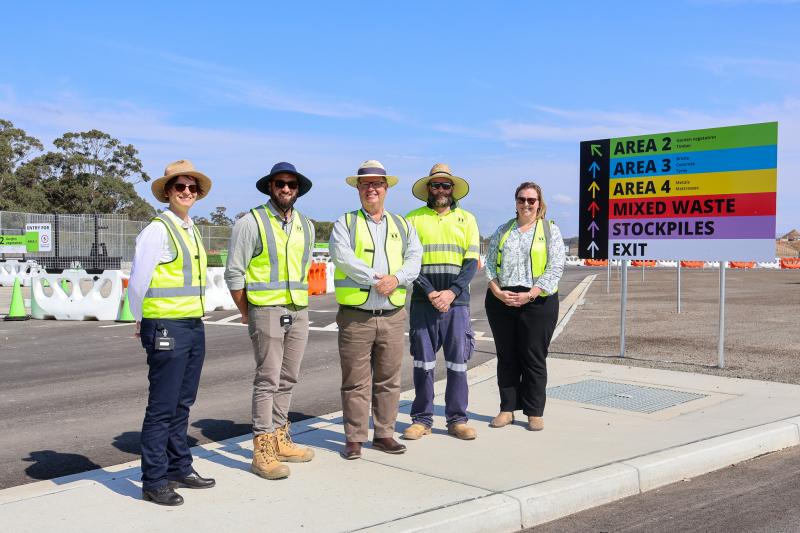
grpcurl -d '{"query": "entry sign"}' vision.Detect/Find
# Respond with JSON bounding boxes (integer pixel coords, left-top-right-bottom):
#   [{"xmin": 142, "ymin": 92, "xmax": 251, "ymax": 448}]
[
  {"xmin": 25, "ymin": 223, "xmax": 52, "ymax": 252},
  {"xmin": 579, "ymin": 122, "xmax": 777, "ymax": 261}
]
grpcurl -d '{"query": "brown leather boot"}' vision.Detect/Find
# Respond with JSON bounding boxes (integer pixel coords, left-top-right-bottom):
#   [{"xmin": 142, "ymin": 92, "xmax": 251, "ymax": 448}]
[
  {"xmin": 251, "ymin": 433, "xmax": 290, "ymax": 480},
  {"xmin": 275, "ymin": 422, "xmax": 314, "ymax": 463},
  {"xmin": 489, "ymin": 412, "xmax": 514, "ymax": 428}
]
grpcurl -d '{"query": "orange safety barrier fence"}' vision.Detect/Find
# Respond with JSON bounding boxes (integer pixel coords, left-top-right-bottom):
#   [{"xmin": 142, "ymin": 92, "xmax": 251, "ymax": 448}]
[
  {"xmin": 729, "ymin": 261, "xmax": 755, "ymax": 269},
  {"xmin": 780, "ymin": 258, "xmax": 800, "ymax": 269},
  {"xmin": 307, "ymin": 262, "xmax": 327, "ymax": 295},
  {"xmin": 680, "ymin": 261, "xmax": 705, "ymax": 268},
  {"xmin": 631, "ymin": 260, "xmax": 656, "ymax": 267},
  {"xmin": 584, "ymin": 259, "xmax": 608, "ymax": 266}
]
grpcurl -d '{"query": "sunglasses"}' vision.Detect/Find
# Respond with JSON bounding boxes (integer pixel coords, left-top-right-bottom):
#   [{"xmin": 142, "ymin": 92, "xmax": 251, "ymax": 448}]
[
  {"xmin": 516, "ymin": 197, "xmax": 539, "ymax": 205},
  {"xmin": 273, "ymin": 179, "xmax": 299, "ymax": 190},
  {"xmin": 429, "ymin": 182, "xmax": 453, "ymax": 190},
  {"xmin": 172, "ymin": 183, "xmax": 198, "ymax": 194},
  {"xmin": 357, "ymin": 181, "xmax": 387, "ymax": 190}
]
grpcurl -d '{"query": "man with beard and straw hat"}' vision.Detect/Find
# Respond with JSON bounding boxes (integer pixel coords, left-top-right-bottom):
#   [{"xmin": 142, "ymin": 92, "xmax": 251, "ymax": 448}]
[
  {"xmin": 225, "ymin": 162, "xmax": 316, "ymax": 480},
  {"xmin": 330, "ymin": 160, "xmax": 422, "ymax": 460},
  {"xmin": 403, "ymin": 163, "xmax": 481, "ymax": 441}
]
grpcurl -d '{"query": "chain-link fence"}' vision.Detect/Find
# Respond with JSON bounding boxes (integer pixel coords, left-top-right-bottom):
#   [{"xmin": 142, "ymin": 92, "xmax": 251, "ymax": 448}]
[{"xmin": 0, "ymin": 211, "xmax": 231, "ymax": 270}]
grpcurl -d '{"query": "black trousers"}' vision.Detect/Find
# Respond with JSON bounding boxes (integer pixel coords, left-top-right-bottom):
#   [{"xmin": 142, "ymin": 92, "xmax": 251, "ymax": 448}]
[
  {"xmin": 140, "ymin": 317, "xmax": 205, "ymax": 491},
  {"xmin": 485, "ymin": 287, "xmax": 558, "ymax": 417}
]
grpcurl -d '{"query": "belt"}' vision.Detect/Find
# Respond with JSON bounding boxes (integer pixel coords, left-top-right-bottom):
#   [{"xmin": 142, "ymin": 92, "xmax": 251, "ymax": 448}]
[{"xmin": 342, "ymin": 305, "xmax": 402, "ymax": 316}]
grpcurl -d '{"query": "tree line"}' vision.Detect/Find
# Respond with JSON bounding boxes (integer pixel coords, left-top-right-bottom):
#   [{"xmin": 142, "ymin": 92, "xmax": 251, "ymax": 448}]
[{"xmin": 0, "ymin": 119, "xmax": 335, "ymax": 241}]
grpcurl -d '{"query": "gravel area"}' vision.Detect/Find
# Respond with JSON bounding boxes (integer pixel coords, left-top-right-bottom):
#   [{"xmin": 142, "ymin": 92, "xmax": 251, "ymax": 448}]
[{"xmin": 551, "ymin": 266, "xmax": 800, "ymax": 383}]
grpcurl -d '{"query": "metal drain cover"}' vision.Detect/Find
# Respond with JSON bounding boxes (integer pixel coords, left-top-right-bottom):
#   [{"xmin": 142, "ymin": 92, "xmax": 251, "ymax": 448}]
[{"xmin": 547, "ymin": 379, "xmax": 706, "ymax": 413}]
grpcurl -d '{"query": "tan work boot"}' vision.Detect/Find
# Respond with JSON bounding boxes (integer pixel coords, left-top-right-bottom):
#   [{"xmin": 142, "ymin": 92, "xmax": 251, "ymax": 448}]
[
  {"xmin": 489, "ymin": 411, "xmax": 514, "ymax": 428},
  {"xmin": 251, "ymin": 433, "xmax": 290, "ymax": 480},
  {"xmin": 402, "ymin": 423, "xmax": 431, "ymax": 440},
  {"xmin": 275, "ymin": 422, "xmax": 314, "ymax": 462},
  {"xmin": 527, "ymin": 416, "xmax": 544, "ymax": 431},
  {"xmin": 447, "ymin": 422, "xmax": 477, "ymax": 440}
]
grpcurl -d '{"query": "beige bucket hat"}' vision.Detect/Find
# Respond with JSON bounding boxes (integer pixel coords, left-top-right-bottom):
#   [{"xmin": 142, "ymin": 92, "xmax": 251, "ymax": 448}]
[
  {"xmin": 345, "ymin": 160, "xmax": 399, "ymax": 188},
  {"xmin": 151, "ymin": 159, "xmax": 212, "ymax": 203},
  {"xmin": 411, "ymin": 163, "xmax": 469, "ymax": 201}
]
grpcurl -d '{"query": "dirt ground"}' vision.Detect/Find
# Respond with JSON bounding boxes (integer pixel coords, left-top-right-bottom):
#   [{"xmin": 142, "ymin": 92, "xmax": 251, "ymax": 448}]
[{"xmin": 550, "ymin": 266, "xmax": 800, "ymax": 383}]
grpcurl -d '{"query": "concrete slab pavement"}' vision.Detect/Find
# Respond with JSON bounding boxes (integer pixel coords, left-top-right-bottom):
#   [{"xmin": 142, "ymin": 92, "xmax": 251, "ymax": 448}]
[{"xmin": 2, "ymin": 276, "xmax": 800, "ymax": 531}]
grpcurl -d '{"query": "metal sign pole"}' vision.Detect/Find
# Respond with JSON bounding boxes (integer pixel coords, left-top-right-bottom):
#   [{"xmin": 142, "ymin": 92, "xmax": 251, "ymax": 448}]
[
  {"xmin": 641, "ymin": 263, "xmax": 645, "ymax": 282},
  {"xmin": 677, "ymin": 260, "xmax": 682, "ymax": 314},
  {"xmin": 620, "ymin": 259, "xmax": 628, "ymax": 357},
  {"xmin": 606, "ymin": 261, "xmax": 611, "ymax": 293},
  {"xmin": 718, "ymin": 261, "xmax": 726, "ymax": 368}
]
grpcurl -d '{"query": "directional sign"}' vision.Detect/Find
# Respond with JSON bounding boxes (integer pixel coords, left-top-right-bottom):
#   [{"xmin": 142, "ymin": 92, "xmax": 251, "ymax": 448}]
[{"xmin": 579, "ymin": 122, "xmax": 778, "ymax": 261}]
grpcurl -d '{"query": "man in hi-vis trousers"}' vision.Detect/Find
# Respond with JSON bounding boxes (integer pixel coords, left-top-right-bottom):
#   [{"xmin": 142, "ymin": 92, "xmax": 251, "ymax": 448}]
[
  {"xmin": 404, "ymin": 163, "xmax": 480, "ymax": 442},
  {"xmin": 226, "ymin": 162, "xmax": 316, "ymax": 480},
  {"xmin": 330, "ymin": 160, "xmax": 422, "ymax": 460}
]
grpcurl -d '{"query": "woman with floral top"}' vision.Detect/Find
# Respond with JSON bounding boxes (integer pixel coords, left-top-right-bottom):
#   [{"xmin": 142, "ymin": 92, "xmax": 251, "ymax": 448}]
[{"xmin": 484, "ymin": 182, "xmax": 565, "ymax": 432}]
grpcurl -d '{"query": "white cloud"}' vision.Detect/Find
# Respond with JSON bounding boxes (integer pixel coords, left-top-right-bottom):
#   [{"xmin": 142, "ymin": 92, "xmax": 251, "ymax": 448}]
[{"xmin": 552, "ymin": 193, "xmax": 576, "ymax": 205}]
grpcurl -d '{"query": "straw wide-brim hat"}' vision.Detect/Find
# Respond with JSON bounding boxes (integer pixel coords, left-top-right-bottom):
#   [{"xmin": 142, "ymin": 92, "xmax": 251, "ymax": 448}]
[
  {"xmin": 345, "ymin": 160, "xmax": 399, "ymax": 188},
  {"xmin": 256, "ymin": 161, "xmax": 313, "ymax": 197},
  {"xmin": 151, "ymin": 159, "xmax": 212, "ymax": 203},
  {"xmin": 411, "ymin": 163, "xmax": 469, "ymax": 201}
]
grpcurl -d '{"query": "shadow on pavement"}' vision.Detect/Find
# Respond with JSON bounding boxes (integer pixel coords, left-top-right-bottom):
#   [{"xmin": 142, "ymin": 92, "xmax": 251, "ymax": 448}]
[
  {"xmin": 192, "ymin": 419, "xmax": 251, "ymax": 442},
  {"xmin": 22, "ymin": 449, "xmax": 141, "ymax": 500}
]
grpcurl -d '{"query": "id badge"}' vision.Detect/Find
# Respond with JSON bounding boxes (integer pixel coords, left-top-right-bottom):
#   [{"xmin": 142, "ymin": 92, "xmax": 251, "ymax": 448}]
[{"xmin": 155, "ymin": 326, "xmax": 175, "ymax": 351}]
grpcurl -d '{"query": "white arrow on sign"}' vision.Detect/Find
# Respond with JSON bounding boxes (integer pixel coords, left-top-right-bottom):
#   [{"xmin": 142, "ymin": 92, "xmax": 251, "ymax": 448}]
[{"xmin": 587, "ymin": 241, "xmax": 599, "ymax": 258}]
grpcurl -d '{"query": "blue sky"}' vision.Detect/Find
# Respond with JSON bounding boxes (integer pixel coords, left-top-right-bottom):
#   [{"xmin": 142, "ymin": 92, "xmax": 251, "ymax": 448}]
[{"xmin": 2, "ymin": 1, "xmax": 799, "ymax": 237}]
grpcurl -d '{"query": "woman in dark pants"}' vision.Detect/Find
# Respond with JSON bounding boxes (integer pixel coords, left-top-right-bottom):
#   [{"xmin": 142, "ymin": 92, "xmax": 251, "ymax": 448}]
[
  {"xmin": 484, "ymin": 182, "xmax": 565, "ymax": 431},
  {"xmin": 128, "ymin": 160, "xmax": 215, "ymax": 506}
]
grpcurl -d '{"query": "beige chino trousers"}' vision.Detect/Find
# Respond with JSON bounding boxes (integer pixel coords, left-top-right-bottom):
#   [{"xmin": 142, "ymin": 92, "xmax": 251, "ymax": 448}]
[
  {"xmin": 248, "ymin": 304, "xmax": 309, "ymax": 435},
  {"xmin": 336, "ymin": 306, "xmax": 407, "ymax": 442}
]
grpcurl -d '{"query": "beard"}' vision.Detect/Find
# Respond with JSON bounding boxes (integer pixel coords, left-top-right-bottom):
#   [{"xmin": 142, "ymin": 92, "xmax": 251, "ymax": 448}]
[
  {"xmin": 271, "ymin": 193, "xmax": 297, "ymax": 211},
  {"xmin": 427, "ymin": 193, "xmax": 452, "ymax": 208}
]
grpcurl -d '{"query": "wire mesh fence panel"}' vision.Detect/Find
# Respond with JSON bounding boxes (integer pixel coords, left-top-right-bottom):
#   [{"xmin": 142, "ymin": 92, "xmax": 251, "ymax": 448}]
[{"xmin": 0, "ymin": 211, "xmax": 232, "ymax": 268}]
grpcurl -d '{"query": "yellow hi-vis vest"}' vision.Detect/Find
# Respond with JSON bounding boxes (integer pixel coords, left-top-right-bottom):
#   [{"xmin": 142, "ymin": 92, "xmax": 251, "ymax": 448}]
[
  {"xmin": 245, "ymin": 205, "xmax": 314, "ymax": 307},
  {"xmin": 334, "ymin": 209, "xmax": 409, "ymax": 307},
  {"xmin": 406, "ymin": 206, "xmax": 479, "ymax": 276},
  {"xmin": 142, "ymin": 213, "xmax": 207, "ymax": 319},
  {"xmin": 496, "ymin": 218, "xmax": 557, "ymax": 296}
]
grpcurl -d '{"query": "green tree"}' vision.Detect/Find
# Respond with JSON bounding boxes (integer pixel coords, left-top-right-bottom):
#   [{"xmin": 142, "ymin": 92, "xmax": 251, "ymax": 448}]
[
  {"xmin": 32, "ymin": 129, "xmax": 155, "ymax": 219},
  {"xmin": 0, "ymin": 120, "xmax": 47, "ymax": 211},
  {"xmin": 209, "ymin": 206, "xmax": 233, "ymax": 226},
  {"xmin": 312, "ymin": 220, "xmax": 334, "ymax": 242}
]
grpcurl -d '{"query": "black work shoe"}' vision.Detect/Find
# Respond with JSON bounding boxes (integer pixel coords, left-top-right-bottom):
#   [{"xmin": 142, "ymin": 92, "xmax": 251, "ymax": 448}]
[
  {"xmin": 142, "ymin": 486, "xmax": 184, "ymax": 506},
  {"xmin": 169, "ymin": 469, "xmax": 216, "ymax": 489}
]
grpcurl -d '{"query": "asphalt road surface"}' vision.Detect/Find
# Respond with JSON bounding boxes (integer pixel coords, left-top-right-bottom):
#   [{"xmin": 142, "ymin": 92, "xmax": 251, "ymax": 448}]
[
  {"xmin": 529, "ymin": 445, "xmax": 800, "ymax": 533},
  {"xmin": 0, "ymin": 268, "xmax": 588, "ymax": 489}
]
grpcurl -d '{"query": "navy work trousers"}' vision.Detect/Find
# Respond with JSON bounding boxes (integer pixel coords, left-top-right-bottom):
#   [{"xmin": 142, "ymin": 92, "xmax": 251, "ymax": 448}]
[
  {"xmin": 139, "ymin": 317, "xmax": 205, "ymax": 491},
  {"xmin": 485, "ymin": 288, "xmax": 558, "ymax": 417},
  {"xmin": 409, "ymin": 303, "xmax": 475, "ymax": 427}
]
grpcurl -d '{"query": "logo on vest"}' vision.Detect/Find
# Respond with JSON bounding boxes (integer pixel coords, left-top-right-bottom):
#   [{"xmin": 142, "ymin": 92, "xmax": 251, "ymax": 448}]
[{"xmin": 389, "ymin": 232, "xmax": 400, "ymax": 240}]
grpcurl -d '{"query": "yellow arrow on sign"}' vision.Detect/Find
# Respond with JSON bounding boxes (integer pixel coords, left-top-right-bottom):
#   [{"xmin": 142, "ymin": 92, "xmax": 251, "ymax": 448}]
[{"xmin": 587, "ymin": 181, "xmax": 600, "ymax": 199}]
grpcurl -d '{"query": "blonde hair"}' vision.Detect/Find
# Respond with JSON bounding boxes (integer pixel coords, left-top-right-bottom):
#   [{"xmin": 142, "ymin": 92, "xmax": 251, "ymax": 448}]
[{"xmin": 515, "ymin": 181, "xmax": 546, "ymax": 220}]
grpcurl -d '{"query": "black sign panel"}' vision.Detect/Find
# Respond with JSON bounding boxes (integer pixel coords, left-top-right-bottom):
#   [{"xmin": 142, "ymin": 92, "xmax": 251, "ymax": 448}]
[{"xmin": 578, "ymin": 139, "xmax": 610, "ymax": 259}]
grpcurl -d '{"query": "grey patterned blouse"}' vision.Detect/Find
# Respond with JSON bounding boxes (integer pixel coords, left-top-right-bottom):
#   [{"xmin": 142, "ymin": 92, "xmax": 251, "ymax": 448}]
[{"xmin": 485, "ymin": 219, "xmax": 565, "ymax": 294}]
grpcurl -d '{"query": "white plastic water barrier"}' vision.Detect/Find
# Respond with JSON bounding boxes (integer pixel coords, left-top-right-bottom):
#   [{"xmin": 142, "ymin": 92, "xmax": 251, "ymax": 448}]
[
  {"xmin": 204, "ymin": 267, "xmax": 237, "ymax": 311},
  {"xmin": 0, "ymin": 260, "xmax": 44, "ymax": 286},
  {"xmin": 31, "ymin": 269, "xmax": 124, "ymax": 321}
]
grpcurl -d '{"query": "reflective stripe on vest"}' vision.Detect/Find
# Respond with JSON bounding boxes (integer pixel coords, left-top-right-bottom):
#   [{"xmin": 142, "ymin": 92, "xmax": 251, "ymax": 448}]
[
  {"xmin": 245, "ymin": 206, "xmax": 313, "ymax": 307},
  {"xmin": 496, "ymin": 218, "xmax": 556, "ymax": 296},
  {"xmin": 142, "ymin": 213, "xmax": 207, "ymax": 318},
  {"xmin": 407, "ymin": 206, "xmax": 479, "ymax": 275},
  {"xmin": 334, "ymin": 210, "xmax": 408, "ymax": 307}
]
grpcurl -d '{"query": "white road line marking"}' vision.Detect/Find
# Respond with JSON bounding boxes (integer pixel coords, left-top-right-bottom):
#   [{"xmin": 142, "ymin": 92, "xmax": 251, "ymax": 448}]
[
  {"xmin": 216, "ymin": 313, "xmax": 243, "ymax": 324},
  {"xmin": 99, "ymin": 323, "xmax": 136, "ymax": 328}
]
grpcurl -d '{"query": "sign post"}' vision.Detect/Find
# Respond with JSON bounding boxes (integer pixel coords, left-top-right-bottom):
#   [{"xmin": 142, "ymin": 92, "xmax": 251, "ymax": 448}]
[{"xmin": 579, "ymin": 122, "xmax": 778, "ymax": 366}]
